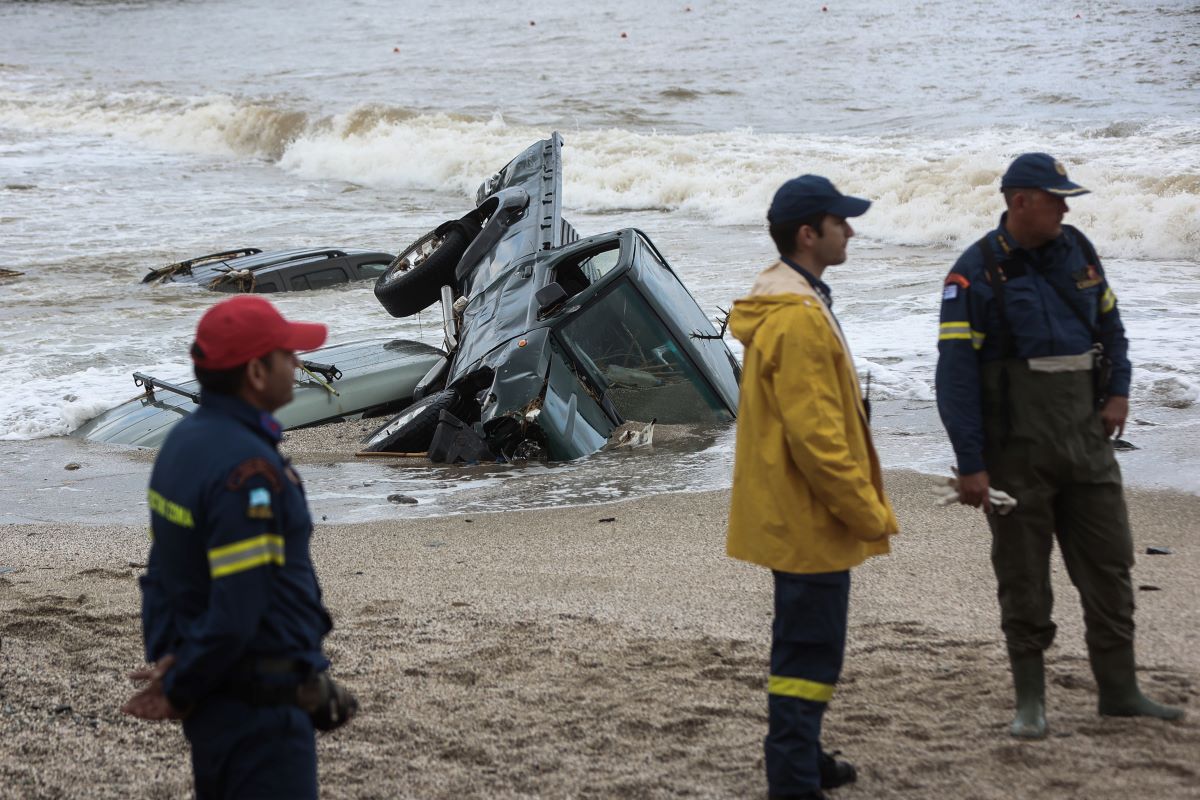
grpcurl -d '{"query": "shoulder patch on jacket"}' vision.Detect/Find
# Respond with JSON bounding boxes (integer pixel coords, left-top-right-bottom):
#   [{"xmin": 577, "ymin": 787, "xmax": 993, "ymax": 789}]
[
  {"xmin": 226, "ymin": 457, "xmax": 282, "ymax": 493},
  {"xmin": 944, "ymin": 273, "xmax": 970, "ymax": 290},
  {"xmin": 246, "ymin": 486, "xmax": 274, "ymax": 520},
  {"xmin": 1073, "ymin": 264, "xmax": 1102, "ymax": 289}
]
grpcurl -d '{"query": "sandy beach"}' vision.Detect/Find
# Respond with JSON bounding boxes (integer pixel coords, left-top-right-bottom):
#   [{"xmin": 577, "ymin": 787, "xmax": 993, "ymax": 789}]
[{"xmin": 0, "ymin": 437, "xmax": 1196, "ymax": 800}]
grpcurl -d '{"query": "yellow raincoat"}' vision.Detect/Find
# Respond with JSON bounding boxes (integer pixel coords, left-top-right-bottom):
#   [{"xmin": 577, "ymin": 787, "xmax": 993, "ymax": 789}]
[{"xmin": 727, "ymin": 261, "xmax": 897, "ymax": 573}]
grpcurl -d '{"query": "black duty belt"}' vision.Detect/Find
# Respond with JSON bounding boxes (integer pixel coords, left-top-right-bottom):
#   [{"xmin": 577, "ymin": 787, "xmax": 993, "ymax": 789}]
[
  {"xmin": 225, "ymin": 656, "xmax": 312, "ymax": 706},
  {"xmin": 233, "ymin": 656, "xmax": 310, "ymax": 677},
  {"xmin": 220, "ymin": 666, "xmax": 360, "ymax": 732}
]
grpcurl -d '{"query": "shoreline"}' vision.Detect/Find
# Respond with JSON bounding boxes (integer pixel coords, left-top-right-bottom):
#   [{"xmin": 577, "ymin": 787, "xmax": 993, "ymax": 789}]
[
  {"xmin": 5, "ymin": 401, "xmax": 1197, "ymax": 529},
  {"xmin": 1, "ymin": 471, "xmax": 1197, "ymax": 798}
]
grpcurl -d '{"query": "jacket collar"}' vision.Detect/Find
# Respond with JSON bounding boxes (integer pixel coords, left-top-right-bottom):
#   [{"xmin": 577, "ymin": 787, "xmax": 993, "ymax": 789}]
[
  {"xmin": 995, "ymin": 212, "xmax": 1071, "ymax": 261},
  {"xmin": 747, "ymin": 262, "xmax": 867, "ymax": 423},
  {"xmin": 780, "ymin": 256, "xmax": 833, "ymax": 307},
  {"xmin": 199, "ymin": 389, "xmax": 284, "ymax": 445}
]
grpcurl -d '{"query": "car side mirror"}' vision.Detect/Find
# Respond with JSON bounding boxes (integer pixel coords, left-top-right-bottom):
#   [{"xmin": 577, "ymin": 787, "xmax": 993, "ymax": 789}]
[{"xmin": 535, "ymin": 282, "xmax": 569, "ymax": 317}]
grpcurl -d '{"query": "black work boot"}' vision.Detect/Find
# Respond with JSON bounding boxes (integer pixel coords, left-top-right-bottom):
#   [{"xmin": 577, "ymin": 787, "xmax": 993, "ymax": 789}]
[
  {"xmin": 1089, "ymin": 644, "xmax": 1185, "ymax": 720},
  {"xmin": 1008, "ymin": 650, "xmax": 1048, "ymax": 739},
  {"xmin": 818, "ymin": 751, "xmax": 857, "ymax": 789}
]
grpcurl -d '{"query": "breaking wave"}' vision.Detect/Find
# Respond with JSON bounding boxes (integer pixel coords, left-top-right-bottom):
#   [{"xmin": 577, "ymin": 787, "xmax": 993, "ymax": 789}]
[{"xmin": 1, "ymin": 88, "xmax": 1197, "ymax": 261}]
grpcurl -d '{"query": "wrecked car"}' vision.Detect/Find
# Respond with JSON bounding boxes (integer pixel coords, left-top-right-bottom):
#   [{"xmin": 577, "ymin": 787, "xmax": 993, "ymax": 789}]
[
  {"xmin": 142, "ymin": 247, "xmax": 395, "ymax": 293},
  {"xmin": 363, "ymin": 133, "xmax": 741, "ymax": 462},
  {"xmin": 72, "ymin": 338, "xmax": 445, "ymax": 447},
  {"xmin": 75, "ymin": 133, "xmax": 739, "ymax": 458}
]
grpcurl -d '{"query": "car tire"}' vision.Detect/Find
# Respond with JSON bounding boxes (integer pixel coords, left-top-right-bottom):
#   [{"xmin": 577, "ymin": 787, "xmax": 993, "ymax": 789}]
[
  {"xmin": 374, "ymin": 218, "xmax": 481, "ymax": 318},
  {"xmin": 362, "ymin": 388, "xmax": 465, "ymax": 453}
]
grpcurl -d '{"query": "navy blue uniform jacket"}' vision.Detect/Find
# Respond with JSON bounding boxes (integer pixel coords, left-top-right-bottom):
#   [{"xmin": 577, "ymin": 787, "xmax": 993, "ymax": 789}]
[
  {"xmin": 936, "ymin": 217, "xmax": 1130, "ymax": 475},
  {"xmin": 140, "ymin": 390, "xmax": 332, "ymax": 710}
]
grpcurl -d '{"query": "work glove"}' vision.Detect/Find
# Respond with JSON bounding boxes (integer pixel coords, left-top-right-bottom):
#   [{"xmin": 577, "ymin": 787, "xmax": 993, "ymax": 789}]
[
  {"xmin": 297, "ymin": 672, "xmax": 359, "ymax": 732},
  {"xmin": 933, "ymin": 473, "xmax": 1018, "ymax": 515}
]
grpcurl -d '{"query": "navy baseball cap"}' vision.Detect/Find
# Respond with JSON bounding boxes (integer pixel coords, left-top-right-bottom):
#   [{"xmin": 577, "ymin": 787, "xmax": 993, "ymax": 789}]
[
  {"xmin": 767, "ymin": 175, "xmax": 871, "ymax": 224},
  {"xmin": 1000, "ymin": 153, "xmax": 1089, "ymax": 196}
]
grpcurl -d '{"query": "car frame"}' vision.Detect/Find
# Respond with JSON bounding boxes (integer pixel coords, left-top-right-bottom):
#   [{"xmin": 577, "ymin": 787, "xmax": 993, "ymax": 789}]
[{"xmin": 142, "ymin": 247, "xmax": 395, "ymax": 293}]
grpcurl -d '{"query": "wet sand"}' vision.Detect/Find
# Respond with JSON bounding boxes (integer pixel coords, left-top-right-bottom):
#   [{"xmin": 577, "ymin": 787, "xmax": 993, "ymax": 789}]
[{"xmin": 0, "ymin": 468, "xmax": 1196, "ymax": 799}]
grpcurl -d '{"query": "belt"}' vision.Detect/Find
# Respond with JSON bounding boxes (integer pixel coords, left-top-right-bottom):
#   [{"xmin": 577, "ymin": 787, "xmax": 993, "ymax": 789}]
[
  {"xmin": 225, "ymin": 657, "xmax": 312, "ymax": 706},
  {"xmin": 1026, "ymin": 352, "xmax": 1094, "ymax": 373},
  {"xmin": 232, "ymin": 656, "xmax": 310, "ymax": 677}
]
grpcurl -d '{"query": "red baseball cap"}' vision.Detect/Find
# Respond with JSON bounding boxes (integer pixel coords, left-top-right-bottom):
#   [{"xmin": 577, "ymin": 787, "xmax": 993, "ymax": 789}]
[{"xmin": 191, "ymin": 295, "xmax": 327, "ymax": 370}]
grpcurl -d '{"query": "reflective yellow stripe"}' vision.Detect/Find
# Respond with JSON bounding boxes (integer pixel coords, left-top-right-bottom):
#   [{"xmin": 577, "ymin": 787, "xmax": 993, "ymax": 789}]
[
  {"xmin": 148, "ymin": 489, "xmax": 195, "ymax": 529},
  {"xmin": 939, "ymin": 322, "xmax": 985, "ymax": 349},
  {"xmin": 208, "ymin": 534, "xmax": 285, "ymax": 579},
  {"xmin": 768, "ymin": 675, "xmax": 836, "ymax": 703},
  {"xmin": 1100, "ymin": 287, "xmax": 1116, "ymax": 314}
]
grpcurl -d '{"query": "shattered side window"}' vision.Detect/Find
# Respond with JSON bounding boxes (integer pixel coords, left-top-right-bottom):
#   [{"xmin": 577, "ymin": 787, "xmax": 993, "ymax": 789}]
[
  {"xmin": 558, "ymin": 281, "xmax": 731, "ymax": 424},
  {"xmin": 552, "ymin": 241, "xmax": 620, "ymax": 297}
]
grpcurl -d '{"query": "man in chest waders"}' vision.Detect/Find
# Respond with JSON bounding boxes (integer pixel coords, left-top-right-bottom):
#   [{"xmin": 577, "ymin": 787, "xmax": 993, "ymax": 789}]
[{"xmin": 935, "ymin": 152, "xmax": 1184, "ymax": 738}]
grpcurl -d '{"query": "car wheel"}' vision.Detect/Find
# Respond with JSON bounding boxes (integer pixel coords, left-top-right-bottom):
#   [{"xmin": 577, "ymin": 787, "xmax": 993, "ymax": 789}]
[
  {"xmin": 373, "ymin": 218, "xmax": 481, "ymax": 318},
  {"xmin": 361, "ymin": 388, "xmax": 465, "ymax": 453}
]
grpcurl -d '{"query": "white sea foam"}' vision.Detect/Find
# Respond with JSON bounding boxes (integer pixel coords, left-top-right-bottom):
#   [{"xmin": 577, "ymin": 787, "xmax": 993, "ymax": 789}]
[{"xmin": 2, "ymin": 89, "xmax": 1196, "ymax": 260}]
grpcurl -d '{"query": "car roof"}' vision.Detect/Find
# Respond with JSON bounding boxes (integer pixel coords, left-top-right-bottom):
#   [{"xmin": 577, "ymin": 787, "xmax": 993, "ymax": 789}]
[{"xmin": 203, "ymin": 248, "xmax": 390, "ymax": 272}]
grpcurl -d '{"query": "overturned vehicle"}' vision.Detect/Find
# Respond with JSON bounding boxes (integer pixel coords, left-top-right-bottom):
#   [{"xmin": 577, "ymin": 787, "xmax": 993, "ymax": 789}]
[
  {"xmin": 72, "ymin": 338, "xmax": 446, "ymax": 448},
  {"xmin": 364, "ymin": 133, "xmax": 741, "ymax": 462}
]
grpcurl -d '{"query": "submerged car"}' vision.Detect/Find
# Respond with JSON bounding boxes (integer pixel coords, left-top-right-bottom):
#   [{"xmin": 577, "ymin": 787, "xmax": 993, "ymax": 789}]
[
  {"xmin": 363, "ymin": 133, "xmax": 741, "ymax": 462},
  {"xmin": 72, "ymin": 338, "xmax": 445, "ymax": 447},
  {"xmin": 142, "ymin": 247, "xmax": 395, "ymax": 293}
]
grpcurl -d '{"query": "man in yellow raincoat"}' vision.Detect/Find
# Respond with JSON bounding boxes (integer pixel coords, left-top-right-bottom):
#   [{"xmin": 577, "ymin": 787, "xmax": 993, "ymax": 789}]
[{"xmin": 727, "ymin": 175, "xmax": 898, "ymax": 800}]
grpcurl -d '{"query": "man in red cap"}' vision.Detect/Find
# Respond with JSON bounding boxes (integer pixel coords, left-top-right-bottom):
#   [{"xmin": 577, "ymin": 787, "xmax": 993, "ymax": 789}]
[{"xmin": 122, "ymin": 296, "xmax": 356, "ymax": 799}]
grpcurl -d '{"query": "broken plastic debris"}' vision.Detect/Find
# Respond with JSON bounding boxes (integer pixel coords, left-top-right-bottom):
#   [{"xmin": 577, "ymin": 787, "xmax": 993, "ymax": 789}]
[
  {"xmin": 609, "ymin": 419, "xmax": 656, "ymax": 449},
  {"xmin": 1145, "ymin": 546, "xmax": 1173, "ymax": 555}
]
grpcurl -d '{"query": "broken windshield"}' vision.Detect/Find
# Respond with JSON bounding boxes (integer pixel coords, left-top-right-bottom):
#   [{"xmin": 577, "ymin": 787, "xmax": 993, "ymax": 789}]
[{"xmin": 557, "ymin": 281, "xmax": 732, "ymax": 424}]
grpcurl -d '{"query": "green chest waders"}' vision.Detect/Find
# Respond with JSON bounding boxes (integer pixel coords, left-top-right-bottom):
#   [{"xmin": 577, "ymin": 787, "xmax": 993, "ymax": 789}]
[
  {"xmin": 983, "ymin": 360, "xmax": 1182, "ymax": 723},
  {"xmin": 982, "ymin": 356, "xmax": 1134, "ymax": 656}
]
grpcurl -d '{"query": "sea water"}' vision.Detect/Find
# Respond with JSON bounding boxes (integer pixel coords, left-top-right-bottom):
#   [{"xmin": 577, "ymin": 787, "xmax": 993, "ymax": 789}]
[{"xmin": 1, "ymin": 0, "xmax": 1197, "ymax": 520}]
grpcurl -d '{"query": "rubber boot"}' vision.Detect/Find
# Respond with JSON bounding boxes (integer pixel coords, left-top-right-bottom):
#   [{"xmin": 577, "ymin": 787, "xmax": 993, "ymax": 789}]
[
  {"xmin": 1008, "ymin": 650, "xmax": 1048, "ymax": 739},
  {"xmin": 818, "ymin": 750, "xmax": 857, "ymax": 789},
  {"xmin": 1089, "ymin": 644, "xmax": 1185, "ymax": 720}
]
